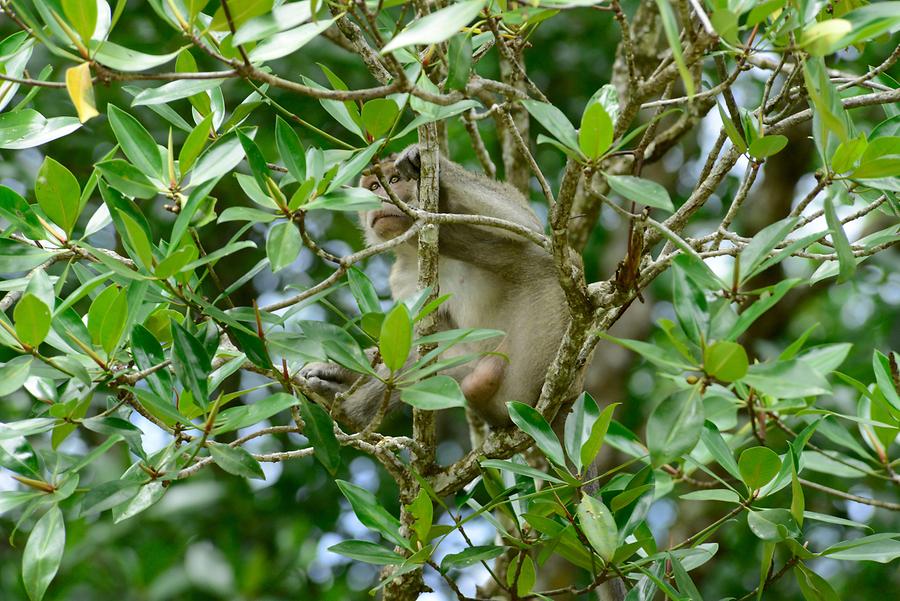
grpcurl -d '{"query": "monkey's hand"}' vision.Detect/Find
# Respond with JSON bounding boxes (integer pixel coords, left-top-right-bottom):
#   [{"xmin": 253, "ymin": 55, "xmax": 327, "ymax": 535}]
[
  {"xmin": 299, "ymin": 362, "xmax": 358, "ymax": 399},
  {"xmin": 395, "ymin": 145, "xmax": 421, "ymax": 180}
]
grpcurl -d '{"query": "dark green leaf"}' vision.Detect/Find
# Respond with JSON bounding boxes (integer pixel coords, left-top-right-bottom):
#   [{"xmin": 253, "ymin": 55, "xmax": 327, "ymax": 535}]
[
  {"xmin": 739, "ymin": 446, "xmax": 780, "ymax": 490},
  {"xmin": 266, "ymin": 221, "xmax": 301, "ymax": 272},
  {"xmin": 14, "ymin": 293, "xmax": 51, "ymax": 347},
  {"xmin": 380, "ymin": 303, "xmax": 412, "ymax": 372},
  {"xmin": 209, "ymin": 442, "xmax": 265, "ymax": 479},
  {"xmin": 328, "ymin": 540, "xmax": 406, "ymax": 565},
  {"xmin": 441, "ymin": 545, "xmax": 504, "ymax": 571},
  {"xmin": 507, "ymin": 401, "xmax": 567, "ymax": 468},
  {"xmin": 171, "ymin": 321, "xmax": 211, "ymax": 410},
  {"xmin": 400, "ymin": 375, "xmax": 466, "ymax": 410},
  {"xmin": 35, "ymin": 157, "xmax": 80, "ymax": 235},
  {"xmin": 704, "ymin": 341, "xmax": 748, "ymax": 382},
  {"xmin": 336, "ymin": 480, "xmax": 409, "ymax": 550},
  {"xmin": 647, "ymin": 386, "xmax": 704, "ymax": 467},
  {"xmin": 108, "ymin": 105, "xmax": 163, "ymax": 179},
  {"xmin": 298, "ymin": 398, "xmax": 341, "ymax": 474},
  {"xmin": 579, "ymin": 102, "xmax": 613, "ymax": 160},
  {"xmin": 22, "ymin": 506, "xmax": 64, "ymax": 601},
  {"xmin": 577, "ymin": 494, "xmax": 617, "ymax": 562}
]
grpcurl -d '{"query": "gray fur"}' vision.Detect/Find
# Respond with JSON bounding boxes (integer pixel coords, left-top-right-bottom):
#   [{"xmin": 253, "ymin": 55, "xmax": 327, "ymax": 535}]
[{"xmin": 300, "ymin": 146, "xmax": 569, "ymax": 430}]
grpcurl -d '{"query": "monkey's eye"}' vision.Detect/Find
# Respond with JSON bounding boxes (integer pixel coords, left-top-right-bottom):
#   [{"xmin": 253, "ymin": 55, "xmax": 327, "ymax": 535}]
[
  {"xmin": 389, "ymin": 175, "xmax": 400, "ymax": 184},
  {"xmin": 368, "ymin": 182, "xmax": 379, "ymax": 191}
]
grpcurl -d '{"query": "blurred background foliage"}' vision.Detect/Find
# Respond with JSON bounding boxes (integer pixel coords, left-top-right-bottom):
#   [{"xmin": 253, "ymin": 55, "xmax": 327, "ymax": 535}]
[{"xmin": 1, "ymin": 0, "xmax": 898, "ymax": 599}]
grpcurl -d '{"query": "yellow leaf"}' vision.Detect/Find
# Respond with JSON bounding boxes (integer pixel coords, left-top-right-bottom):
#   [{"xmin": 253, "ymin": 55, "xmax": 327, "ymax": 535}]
[{"xmin": 65, "ymin": 63, "xmax": 99, "ymax": 123}]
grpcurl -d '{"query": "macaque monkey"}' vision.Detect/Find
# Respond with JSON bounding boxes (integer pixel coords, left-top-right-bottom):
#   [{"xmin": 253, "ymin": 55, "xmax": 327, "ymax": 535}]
[{"xmin": 300, "ymin": 146, "xmax": 569, "ymax": 430}]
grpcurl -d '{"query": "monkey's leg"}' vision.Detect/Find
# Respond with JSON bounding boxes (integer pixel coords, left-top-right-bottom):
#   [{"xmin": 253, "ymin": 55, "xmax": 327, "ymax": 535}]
[{"xmin": 461, "ymin": 354, "xmax": 508, "ymax": 407}]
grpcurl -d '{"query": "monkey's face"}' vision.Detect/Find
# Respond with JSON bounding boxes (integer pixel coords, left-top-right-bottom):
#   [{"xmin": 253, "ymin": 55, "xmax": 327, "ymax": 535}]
[{"xmin": 359, "ymin": 159, "xmax": 416, "ymax": 242}]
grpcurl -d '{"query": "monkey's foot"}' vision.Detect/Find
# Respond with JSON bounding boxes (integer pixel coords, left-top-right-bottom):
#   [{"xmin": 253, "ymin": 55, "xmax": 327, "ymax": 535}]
[{"xmin": 395, "ymin": 145, "xmax": 421, "ymax": 180}]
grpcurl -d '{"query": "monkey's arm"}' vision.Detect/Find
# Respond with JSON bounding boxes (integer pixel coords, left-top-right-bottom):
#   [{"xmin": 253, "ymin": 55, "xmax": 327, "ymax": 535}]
[{"xmin": 396, "ymin": 146, "xmax": 546, "ymax": 271}]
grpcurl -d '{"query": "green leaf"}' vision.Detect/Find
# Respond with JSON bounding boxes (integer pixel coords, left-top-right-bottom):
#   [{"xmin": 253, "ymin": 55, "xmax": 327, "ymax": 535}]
[
  {"xmin": 742, "ymin": 360, "xmax": 830, "ymax": 399},
  {"xmin": 605, "ymin": 173, "xmax": 674, "ymax": 212},
  {"xmin": 266, "ymin": 221, "xmax": 301, "ymax": 272},
  {"xmin": 275, "ymin": 116, "xmax": 306, "ymax": 182},
  {"xmin": 178, "ymin": 113, "xmax": 214, "ymax": 175},
  {"xmin": 233, "ymin": 2, "xmax": 314, "ymax": 44},
  {"xmin": 380, "ymin": 303, "xmax": 412, "ymax": 372},
  {"xmin": 22, "ymin": 505, "xmax": 65, "ymax": 601},
  {"xmin": 831, "ymin": 134, "xmax": 867, "ymax": 173},
  {"xmin": 646, "ymin": 386, "xmax": 704, "ymax": 467},
  {"xmin": 382, "ymin": 0, "xmax": 485, "ymax": 53},
  {"xmin": 873, "ymin": 350, "xmax": 900, "ymax": 412},
  {"xmin": 133, "ymin": 79, "xmax": 226, "ymax": 107},
  {"xmin": 446, "ymin": 34, "xmax": 473, "ymax": 91},
  {"xmin": 249, "ymin": 18, "xmax": 337, "ymax": 62},
  {"xmin": 739, "ymin": 446, "xmax": 780, "ymax": 491},
  {"xmin": 655, "ymin": 0, "xmax": 694, "ymax": 96},
  {"xmin": 748, "ymin": 134, "xmax": 788, "ymax": 160},
  {"xmin": 171, "ymin": 321, "xmax": 212, "ymax": 410},
  {"xmin": 348, "ymin": 268, "xmax": 380, "ymax": 314},
  {"xmin": 209, "ymin": 442, "xmax": 265, "ymax": 479},
  {"xmin": 336, "ymin": 480, "xmax": 409, "ymax": 550},
  {"xmin": 237, "ymin": 131, "xmax": 271, "ymax": 192},
  {"xmin": 298, "ymin": 398, "xmax": 341, "ymax": 474},
  {"xmin": 506, "ymin": 554, "xmax": 536, "ymax": 597},
  {"xmin": 718, "ymin": 103, "xmax": 747, "ymax": 154},
  {"xmin": 577, "ymin": 494, "xmax": 618, "ymax": 562},
  {"xmin": 823, "ymin": 196, "xmax": 856, "ymax": 283},
  {"xmin": 670, "ymin": 552, "xmax": 703, "ymax": 601},
  {"xmin": 90, "ymin": 42, "xmax": 180, "ymax": 72},
  {"xmin": 400, "ymin": 375, "xmax": 466, "ymax": 410},
  {"xmin": 521, "ymin": 99, "xmax": 579, "ymax": 152},
  {"xmin": 62, "ymin": 0, "xmax": 97, "ymax": 42},
  {"xmin": 822, "ymin": 534, "xmax": 900, "ymax": 563},
  {"xmin": 800, "ymin": 19, "xmax": 852, "ymax": 56},
  {"xmin": 191, "ymin": 130, "xmax": 247, "ymax": 186},
  {"xmin": 406, "ymin": 488, "xmax": 433, "ymax": 544},
  {"xmin": 154, "ymin": 245, "xmax": 197, "ymax": 279},
  {"xmin": 214, "ymin": 392, "xmax": 299, "ymax": 434},
  {"xmin": 747, "ymin": 508, "xmax": 800, "ymax": 541},
  {"xmin": 118, "ymin": 210, "xmax": 154, "ymax": 269},
  {"xmin": 699, "ymin": 421, "xmax": 742, "ymax": 481},
  {"xmin": 507, "ymin": 401, "xmax": 567, "ymax": 468},
  {"xmin": 81, "ymin": 479, "xmax": 141, "ymax": 516},
  {"xmin": 479, "ymin": 459, "xmax": 566, "ymax": 484},
  {"xmin": 14, "ymin": 293, "xmax": 51, "ymax": 347},
  {"xmin": 35, "ymin": 157, "xmax": 81, "ymax": 235},
  {"xmin": 441, "ymin": 545, "xmax": 504, "ymax": 571},
  {"xmin": 738, "ymin": 216, "xmax": 798, "ymax": 282},
  {"xmin": 0, "ymin": 186, "xmax": 44, "ymax": 239},
  {"xmin": 579, "ymin": 102, "xmax": 613, "ymax": 160},
  {"xmin": 0, "ymin": 355, "xmax": 32, "ymax": 396},
  {"xmin": 795, "ymin": 563, "xmax": 840, "ymax": 601},
  {"xmin": 131, "ymin": 325, "xmax": 172, "ymax": 400},
  {"xmin": 704, "ymin": 341, "xmax": 748, "ymax": 382},
  {"xmin": 328, "ymin": 540, "xmax": 406, "ymax": 565},
  {"xmin": 108, "ymin": 105, "xmax": 163, "ymax": 178},
  {"xmin": 96, "ymin": 159, "xmax": 159, "ymax": 199},
  {"xmin": 564, "ymin": 392, "xmax": 600, "ymax": 473},
  {"xmin": 210, "ymin": 0, "xmax": 274, "ymax": 31},
  {"xmin": 837, "ymin": 2, "xmax": 900, "ymax": 47},
  {"xmin": 361, "ymin": 99, "xmax": 399, "ymax": 139},
  {"xmin": 302, "ymin": 187, "xmax": 382, "ymax": 212},
  {"xmin": 581, "ymin": 401, "xmax": 618, "ymax": 472},
  {"xmin": 87, "ymin": 285, "xmax": 127, "ymax": 354},
  {"xmin": 679, "ymin": 489, "xmax": 741, "ymax": 503}
]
